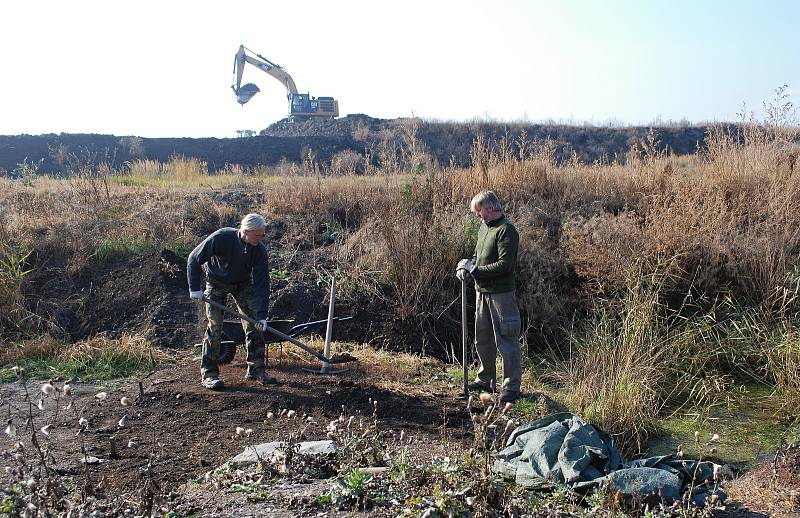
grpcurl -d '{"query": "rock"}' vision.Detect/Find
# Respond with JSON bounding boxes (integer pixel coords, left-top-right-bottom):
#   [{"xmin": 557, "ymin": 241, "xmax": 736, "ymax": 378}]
[
  {"xmin": 230, "ymin": 440, "xmax": 337, "ymax": 467},
  {"xmin": 81, "ymin": 456, "xmax": 105, "ymax": 465}
]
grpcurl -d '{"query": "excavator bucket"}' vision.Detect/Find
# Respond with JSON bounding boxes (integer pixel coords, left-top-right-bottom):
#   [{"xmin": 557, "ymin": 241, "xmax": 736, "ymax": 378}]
[{"xmin": 235, "ymin": 83, "xmax": 260, "ymax": 105}]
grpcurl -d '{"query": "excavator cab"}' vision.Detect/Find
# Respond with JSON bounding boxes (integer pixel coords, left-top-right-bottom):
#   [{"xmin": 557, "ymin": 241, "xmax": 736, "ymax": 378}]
[{"xmin": 289, "ymin": 93, "xmax": 338, "ymax": 121}]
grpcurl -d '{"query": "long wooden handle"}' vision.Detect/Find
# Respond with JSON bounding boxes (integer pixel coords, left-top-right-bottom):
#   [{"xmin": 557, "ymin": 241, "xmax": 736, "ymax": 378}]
[{"xmin": 201, "ymin": 296, "xmax": 331, "ymax": 363}]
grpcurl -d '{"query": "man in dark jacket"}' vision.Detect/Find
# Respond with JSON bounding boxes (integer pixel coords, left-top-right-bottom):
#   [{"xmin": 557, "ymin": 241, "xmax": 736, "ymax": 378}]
[
  {"xmin": 187, "ymin": 213, "xmax": 275, "ymax": 390},
  {"xmin": 456, "ymin": 191, "xmax": 522, "ymax": 403}
]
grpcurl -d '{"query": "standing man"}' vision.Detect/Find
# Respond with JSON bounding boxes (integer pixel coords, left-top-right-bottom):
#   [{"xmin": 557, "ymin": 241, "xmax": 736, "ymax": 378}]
[
  {"xmin": 187, "ymin": 213, "xmax": 276, "ymax": 390},
  {"xmin": 456, "ymin": 191, "xmax": 522, "ymax": 403}
]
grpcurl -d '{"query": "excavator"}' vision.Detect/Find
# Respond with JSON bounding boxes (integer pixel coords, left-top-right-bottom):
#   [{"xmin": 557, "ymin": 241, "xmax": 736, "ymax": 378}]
[{"xmin": 232, "ymin": 44, "xmax": 339, "ymax": 122}]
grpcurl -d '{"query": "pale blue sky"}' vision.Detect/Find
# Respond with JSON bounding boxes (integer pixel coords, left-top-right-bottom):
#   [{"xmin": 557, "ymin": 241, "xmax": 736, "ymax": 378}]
[{"xmin": 1, "ymin": 0, "xmax": 797, "ymax": 137}]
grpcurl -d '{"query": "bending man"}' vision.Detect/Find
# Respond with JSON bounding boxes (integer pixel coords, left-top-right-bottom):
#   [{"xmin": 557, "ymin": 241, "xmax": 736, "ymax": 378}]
[
  {"xmin": 187, "ymin": 213, "xmax": 276, "ymax": 390},
  {"xmin": 457, "ymin": 191, "xmax": 522, "ymax": 403}
]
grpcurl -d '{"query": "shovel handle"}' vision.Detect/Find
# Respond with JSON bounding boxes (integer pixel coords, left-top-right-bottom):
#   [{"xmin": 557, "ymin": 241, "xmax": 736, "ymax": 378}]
[{"xmin": 201, "ymin": 296, "xmax": 332, "ymax": 364}]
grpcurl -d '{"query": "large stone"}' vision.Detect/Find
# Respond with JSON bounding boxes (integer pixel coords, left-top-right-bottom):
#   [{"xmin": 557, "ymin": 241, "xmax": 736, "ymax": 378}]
[{"xmin": 230, "ymin": 440, "xmax": 337, "ymax": 467}]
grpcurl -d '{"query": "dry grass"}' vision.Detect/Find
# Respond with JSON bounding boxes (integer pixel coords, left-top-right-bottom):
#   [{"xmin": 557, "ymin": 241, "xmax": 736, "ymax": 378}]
[
  {"xmin": 726, "ymin": 446, "xmax": 800, "ymax": 517},
  {"xmin": 1, "ymin": 114, "xmax": 799, "ymax": 436}
]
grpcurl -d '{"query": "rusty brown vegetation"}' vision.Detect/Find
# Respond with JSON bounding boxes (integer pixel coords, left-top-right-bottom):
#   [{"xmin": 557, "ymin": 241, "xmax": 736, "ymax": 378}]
[{"xmin": 1, "ymin": 102, "xmax": 799, "ymax": 514}]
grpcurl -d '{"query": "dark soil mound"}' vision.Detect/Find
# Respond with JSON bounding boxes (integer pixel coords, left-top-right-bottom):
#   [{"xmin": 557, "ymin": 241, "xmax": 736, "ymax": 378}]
[
  {"xmin": 74, "ymin": 249, "xmax": 198, "ymax": 348},
  {"xmin": 0, "ymin": 117, "xmax": 717, "ymax": 175}
]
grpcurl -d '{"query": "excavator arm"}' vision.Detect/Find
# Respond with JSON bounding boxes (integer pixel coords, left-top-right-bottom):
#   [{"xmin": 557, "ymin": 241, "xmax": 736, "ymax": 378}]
[
  {"xmin": 232, "ymin": 45, "xmax": 299, "ymax": 105},
  {"xmin": 231, "ymin": 44, "xmax": 338, "ymax": 121}
]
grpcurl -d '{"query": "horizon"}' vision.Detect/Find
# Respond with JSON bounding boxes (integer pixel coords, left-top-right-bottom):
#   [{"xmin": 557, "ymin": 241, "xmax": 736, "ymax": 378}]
[{"xmin": 2, "ymin": 1, "xmax": 798, "ymax": 138}]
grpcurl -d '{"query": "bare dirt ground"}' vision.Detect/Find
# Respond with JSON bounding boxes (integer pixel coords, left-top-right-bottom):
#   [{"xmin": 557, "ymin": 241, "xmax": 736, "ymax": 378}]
[
  {"xmin": 1, "ymin": 347, "xmax": 477, "ymax": 516},
  {"xmin": 4, "ymin": 349, "xmax": 799, "ymax": 516}
]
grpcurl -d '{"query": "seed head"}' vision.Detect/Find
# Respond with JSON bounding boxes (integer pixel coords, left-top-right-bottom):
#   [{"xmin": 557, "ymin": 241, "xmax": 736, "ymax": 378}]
[
  {"xmin": 120, "ymin": 397, "xmax": 133, "ymax": 407},
  {"xmin": 694, "ymin": 431, "xmax": 700, "ymax": 443},
  {"xmin": 265, "ymin": 412, "xmax": 274, "ymax": 419},
  {"xmin": 5, "ymin": 422, "xmax": 16, "ymax": 437},
  {"xmin": 78, "ymin": 417, "xmax": 89, "ymax": 427},
  {"xmin": 286, "ymin": 410, "xmax": 296, "ymax": 419},
  {"xmin": 478, "ymin": 392, "xmax": 493, "ymax": 405},
  {"xmin": 63, "ymin": 384, "xmax": 72, "ymax": 396},
  {"xmin": 94, "ymin": 392, "xmax": 108, "ymax": 400},
  {"xmin": 710, "ymin": 433, "xmax": 720, "ymax": 442},
  {"xmin": 37, "ymin": 399, "xmax": 45, "ymax": 410},
  {"xmin": 501, "ymin": 402, "xmax": 513, "ymax": 414},
  {"xmin": 235, "ymin": 426, "xmax": 246, "ymax": 436},
  {"xmin": 713, "ymin": 464, "xmax": 722, "ymax": 480},
  {"xmin": 41, "ymin": 383, "xmax": 55, "ymax": 395}
]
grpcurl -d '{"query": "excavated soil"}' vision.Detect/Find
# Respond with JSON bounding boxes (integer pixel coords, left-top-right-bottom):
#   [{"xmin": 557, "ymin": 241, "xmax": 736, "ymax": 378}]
[{"xmin": 0, "ymin": 351, "xmax": 473, "ymax": 515}]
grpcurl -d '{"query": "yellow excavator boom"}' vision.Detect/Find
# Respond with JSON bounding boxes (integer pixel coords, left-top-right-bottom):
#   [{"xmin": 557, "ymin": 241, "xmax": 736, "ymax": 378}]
[{"xmin": 231, "ymin": 44, "xmax": 338, "ymax": 121}]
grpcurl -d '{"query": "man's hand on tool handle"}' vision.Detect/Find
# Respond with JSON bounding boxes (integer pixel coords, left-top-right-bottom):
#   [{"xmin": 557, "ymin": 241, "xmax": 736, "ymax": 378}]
[
  {"xmin": 256, "ymin": 320, "xmax": 268, "ymax": 332},
  {"xmin": 455, "ymin": 259, "xmax": 475, "ymax": 281},
  {"xmin": 189, "ymin": 290, "xmax": 204, "ymax": 300}
]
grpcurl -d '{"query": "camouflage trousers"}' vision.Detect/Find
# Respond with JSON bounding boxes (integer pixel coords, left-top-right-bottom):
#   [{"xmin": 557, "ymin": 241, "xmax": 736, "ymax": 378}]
[
  {"xmin": 201, "ymin": 281, "xmax": 265, "ymax": 379},
  {"xmin": 474, "ymin": 290, "xmax": 522, "ymax": 392}
]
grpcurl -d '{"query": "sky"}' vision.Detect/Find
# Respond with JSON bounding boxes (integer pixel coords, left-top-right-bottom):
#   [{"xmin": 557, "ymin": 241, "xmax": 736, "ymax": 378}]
[{"xmin": 1, "ymin": 0, "xmax": 798, "ymax": 138}]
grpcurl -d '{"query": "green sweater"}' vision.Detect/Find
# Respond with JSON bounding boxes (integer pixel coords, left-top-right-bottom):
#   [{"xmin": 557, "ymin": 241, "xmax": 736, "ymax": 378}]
[{"xmin": 471, "ymin": 215, "xmax": 519, "ymax": 293}]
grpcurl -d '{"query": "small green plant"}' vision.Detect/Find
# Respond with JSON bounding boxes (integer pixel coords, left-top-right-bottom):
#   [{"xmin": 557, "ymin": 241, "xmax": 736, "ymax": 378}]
[
  {"xmin": 269, "ymin": 268, "xmax": 290, "ymax": 281},
  {"xmin": 0, "ymin": 244, "xmax": 34, "ymax": 335},
  {"xmin": 325, "ymin": 468, "xmax": 374, "ymax": 510},
  {"xmin": 389, "ymin": 447, "xmax": 414, "ymax": 484},
  {"xmin": 320, "ymin": 219, "xmax": 342, "ymax": 245},
  {"xmin": 11, "ymin": 157, "xmax": 42, "ymax": 185},
  {"xmin": 93, "ymin": 237, "xmax": 159, "ymax": 264}
]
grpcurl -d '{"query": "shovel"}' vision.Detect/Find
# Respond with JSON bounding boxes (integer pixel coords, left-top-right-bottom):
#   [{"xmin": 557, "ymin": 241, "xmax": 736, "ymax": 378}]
[{"xmin": 201, "ymin": 296, "xmax": 356, "ymax": 365}]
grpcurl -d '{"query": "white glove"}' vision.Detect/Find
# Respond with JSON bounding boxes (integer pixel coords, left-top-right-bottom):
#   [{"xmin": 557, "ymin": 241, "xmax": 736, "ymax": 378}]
[
  {"xmin": 455, "ymin": 259, "xmax": 475, "ymax": 281},
  {"xmin": 189, "ymin": 290, "xmax": 204, "ymax": 300},
  {"xmin": 256, "ymin": 319, "xmax": 268, "ymax": 332}
]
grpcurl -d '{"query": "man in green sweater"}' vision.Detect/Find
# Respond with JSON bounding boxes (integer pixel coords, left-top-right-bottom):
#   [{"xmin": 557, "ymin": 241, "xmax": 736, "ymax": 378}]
[
  {"xmin": 456, "ymin": 191, "xmax": 522, "ymax": 403},
  {"xmin": 187, "ymin": 213, "xmax": 276, "ymax": 390}
]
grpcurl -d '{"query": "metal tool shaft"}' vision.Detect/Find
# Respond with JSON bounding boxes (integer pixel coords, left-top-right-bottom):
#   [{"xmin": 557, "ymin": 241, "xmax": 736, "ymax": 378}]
[
  {"xmin": 202, "ymin": 296, "xmax": 333, "ymax": 364},
  {"xmin": 461, "ymin": 277, "xmax": 468, "ymax": 397}
]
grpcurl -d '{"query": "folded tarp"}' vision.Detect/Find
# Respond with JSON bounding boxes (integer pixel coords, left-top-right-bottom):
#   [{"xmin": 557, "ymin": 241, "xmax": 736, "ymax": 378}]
[{"xmin": 493, "ymin": 413, "xmax": 721, "ymax": 504}]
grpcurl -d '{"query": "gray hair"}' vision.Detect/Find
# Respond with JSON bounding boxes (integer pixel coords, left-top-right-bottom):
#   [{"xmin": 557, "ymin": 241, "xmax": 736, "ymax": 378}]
[
  {"xmin": 470, "ymin": 191, "xmax": 502, "ymax": 212},
  {"xmin": 240, "ymin": 213, "xmax": 266, "ymax": 232}
]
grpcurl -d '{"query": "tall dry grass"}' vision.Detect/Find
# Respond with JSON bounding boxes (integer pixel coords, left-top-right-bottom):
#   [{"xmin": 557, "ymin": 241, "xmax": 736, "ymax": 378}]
[{"xmin": 1, "ymin": 109, "xmax": 798, "ymax": 439}]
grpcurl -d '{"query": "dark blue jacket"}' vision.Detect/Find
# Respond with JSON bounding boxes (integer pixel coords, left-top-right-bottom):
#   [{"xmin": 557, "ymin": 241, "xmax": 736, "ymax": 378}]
[{"xmin": 187, "ymin": 228, "xmax": 270, "ymax": 319}]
